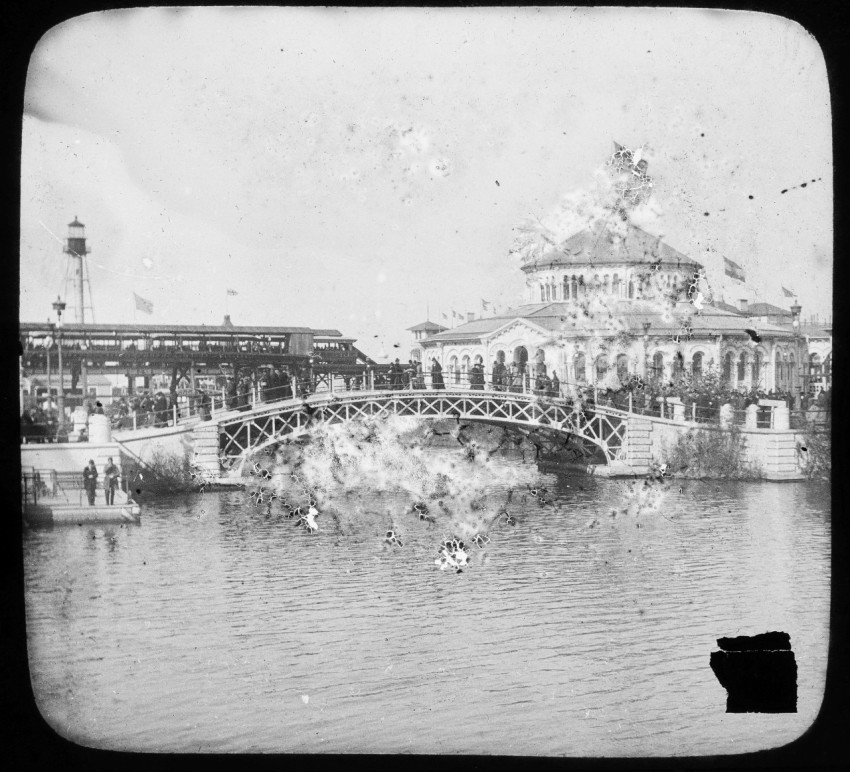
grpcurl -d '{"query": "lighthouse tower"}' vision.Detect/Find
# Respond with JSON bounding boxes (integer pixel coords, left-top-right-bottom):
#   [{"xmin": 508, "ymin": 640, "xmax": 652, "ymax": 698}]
[{"xmin": 63, "ymin": 217, "xmax": 95, "ymax": 324}]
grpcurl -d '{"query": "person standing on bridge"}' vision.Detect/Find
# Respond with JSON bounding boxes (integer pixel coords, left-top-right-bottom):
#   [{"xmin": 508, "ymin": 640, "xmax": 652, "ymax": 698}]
[
  {"xmin": 550, "ymin": 370, "xmax": 560, "ymax": 398},
  {"xmin": 154, "ymin": 391, "xmax": 169, "ymax": 427},
  {"xmin": 491, "ymin": 359, "xmax": 504, "ymax": 391},
  {"xmin": 431, "ymin": 359, "xmax": 445, "ymax": 389},
  {"xmin": 198, "ymin": 388, "xmax": 211, "ymax": 420},
  {"xmin": 83, "ymin": 459, "xmax": 98, "ymax": 506},
  {"xmin": 470, "ymin": 362, "xmax": 484, "ymax": 390}
]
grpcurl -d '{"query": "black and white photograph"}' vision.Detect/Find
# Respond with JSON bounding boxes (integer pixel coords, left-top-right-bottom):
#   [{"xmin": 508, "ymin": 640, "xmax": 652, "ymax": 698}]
[{"xmin": 18, "ymin": 6, "xmax": 832, "ymax": 756}]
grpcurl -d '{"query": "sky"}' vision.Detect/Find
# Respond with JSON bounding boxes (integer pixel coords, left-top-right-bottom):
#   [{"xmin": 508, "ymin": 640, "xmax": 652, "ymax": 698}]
[{"xmin": 20, "ymin": 7, "xmax": 832, "ymax": 360}]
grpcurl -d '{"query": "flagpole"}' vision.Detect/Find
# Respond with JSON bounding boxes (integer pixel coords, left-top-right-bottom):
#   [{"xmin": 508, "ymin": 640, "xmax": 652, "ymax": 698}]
[{"xmin": 225, "ymin": 290, "xmax": 229, "ymax": 317}]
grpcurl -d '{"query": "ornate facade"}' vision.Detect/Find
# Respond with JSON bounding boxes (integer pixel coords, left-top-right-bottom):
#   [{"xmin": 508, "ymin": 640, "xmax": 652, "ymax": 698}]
[{"xmin": 420, "ymin": 220, "xmax": 804, "ymax": 395}]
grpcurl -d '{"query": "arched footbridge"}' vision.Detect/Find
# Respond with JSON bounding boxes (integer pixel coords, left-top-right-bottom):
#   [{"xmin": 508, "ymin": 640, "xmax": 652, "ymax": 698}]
[{"xmin": 194, "ymin": 389, "xmax": 647, "ymax": 475}]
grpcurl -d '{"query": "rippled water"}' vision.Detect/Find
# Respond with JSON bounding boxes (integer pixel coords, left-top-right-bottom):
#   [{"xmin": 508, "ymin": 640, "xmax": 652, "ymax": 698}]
[{"xmin": 24, "ymin": 449, "xmax": 830, "ymax": 756}]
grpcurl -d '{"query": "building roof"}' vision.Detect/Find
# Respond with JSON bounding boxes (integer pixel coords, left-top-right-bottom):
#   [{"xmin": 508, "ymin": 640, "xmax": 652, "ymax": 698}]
[
  {"xmin": 422, "ymin": 300, "xmax": 795, "ymax": 344},
  {"xmin": 521, "ymin": 220, "xmax": 702, "ymax": 272},
  {"xmin": 710, "ymin": 300, "xmax": 744, "ymax": 315},
  {"xmin": 407, "ymin": 320, "xmax": 448, "ymax": 332},
  {"xmin": 745, "ymin": 302, "xmax": 791, "ymax": 317},
  {"xmin": 19, "ymin": 322, "xmax": 336, "ymax": 336},
  {"xmin": 801, "ymin": 326, "xmax": 831, "ymax": 338},
  {"xmin": 423, "ymin": 317, "xmax": 506, "ymax": 341}
]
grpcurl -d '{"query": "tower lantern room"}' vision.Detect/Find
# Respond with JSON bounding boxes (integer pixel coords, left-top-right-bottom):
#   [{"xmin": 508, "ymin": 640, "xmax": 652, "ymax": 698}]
[
  {"xmin": 62, "ymin": 216, "xmax": 94, "ymax": 324},
  {"xmin": 65, "ymin": 217, "xmax": 89, "ymax": 259}
]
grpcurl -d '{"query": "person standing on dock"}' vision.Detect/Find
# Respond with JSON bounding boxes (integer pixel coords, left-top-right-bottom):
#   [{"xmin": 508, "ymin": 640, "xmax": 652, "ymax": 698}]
[
  {"xmin": 104, "ymin": 457, "xmax": 120, "ymax": 505},
  {"xmin": 83, "ymin": 460, "xmax": 98, "ymax": 506}
]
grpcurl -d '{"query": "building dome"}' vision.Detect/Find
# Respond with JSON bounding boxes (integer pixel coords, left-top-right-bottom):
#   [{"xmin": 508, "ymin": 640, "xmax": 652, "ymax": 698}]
[{"xmin": 521, "ymin": 220, "xmax": 702, "ymax": 304}]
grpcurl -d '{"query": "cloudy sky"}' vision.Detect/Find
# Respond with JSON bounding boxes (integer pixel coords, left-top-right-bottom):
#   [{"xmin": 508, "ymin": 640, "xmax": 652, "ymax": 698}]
[{"xmin": 20, "ymin": 7, "xmax": 832, "ymax": 358}]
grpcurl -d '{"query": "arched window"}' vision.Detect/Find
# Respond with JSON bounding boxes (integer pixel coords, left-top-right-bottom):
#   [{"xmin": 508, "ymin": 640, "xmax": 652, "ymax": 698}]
[
  {"xmin": 461, "ymin": 355, "xmax": 470, "ymax": 385},
  {"xmin": 540, "ymin": 285, "xmax": 545, "ymax": 301},
  {"xmin": 604, "ymin": 275, "xmax": 611, "ymax": 294},
  {"xmin": 449, "ymin": 355, "xmax": 459, "ymax": 384},
  {"xmin": 788, "ymin": 353, "xmax": 796, "ymax": 390},
  {"xmin": 652, "ymin": 352, "xmax": 664, "ymax": 382},
  {"xmin": 692, "ymin": 352, "xmax": 703, "ymax": 380},
  {"xmin": 574, "ymin": 352, "xmax": 586, "ymax": 382},
  {"xmin": 752, "ymin": 351, "xmax": 763, "ymax": 386},
  {"xmin": 612, "ymin": 274, "xmax": 620, "ymax": 296},
  {"xmin": 572, "ymin": 276, "xmax": 579, "ymax": 298},
  {"xmin": 616, "ymin": 354, "xmax": 629, "ymax": 381},
  {"xmin": 723, "ymin": 352, "xmax": 733, "ymax": 384},
  {"xmin": 545, "ymin": 284, "xmax": 551, "ymax": 301},
  {"xmin": 593, "ymin": 274, "xmax": 601, "ymax": 292},
  {"xmin": 563, "ymin": 275, "xmax": 570, "ymax": 299},
  {"xmin": 672, "ymin": 352, "xmax": 684, "ymax": 381},
  {"xmin": 595, "ymin": 354, "xmax": 609, "ymax": 381},
  {"xmin": 737, "ymin": 352, "xmax": 747, "ymax": 382},
  {"xmin": 628, "ymin": 280, "xmax": 635, "ymax": 299}
]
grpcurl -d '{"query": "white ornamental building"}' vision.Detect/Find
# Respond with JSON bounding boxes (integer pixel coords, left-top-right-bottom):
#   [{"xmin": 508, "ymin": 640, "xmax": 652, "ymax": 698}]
[{"xmin": 419, "ymin": 219, "xmax": 805, "ymax": 396}]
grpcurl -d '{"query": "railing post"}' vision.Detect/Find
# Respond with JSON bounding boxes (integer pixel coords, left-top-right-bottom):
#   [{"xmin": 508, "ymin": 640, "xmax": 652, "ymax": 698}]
[
  {"xmin": 370, "ymin": 370, "xmax": 375, "ymax": 391},
  {"xmin": 330, "ymin": 374, "xmax": 334, "ymax": 394},
  {"xmin": 691, "ymin": 402, "xmax": 696, "ymax": 422},
  {"xmin": 133, "ymin": 412, "xmax": 137, "ymax": 431},
  {"xmin": 522, "ymin": 373, "xmax": 528, "ymax": 395},
  {"xmin": 628, "ymin": 392, "xmax": 633, "ymax": 413},
  {"xmin": 211, "ymin": 398, "xmax": 216, "ymax": 419},
  {"xmin": 173, "ymin": 404, "xmax": 177, "ymax": 425}
]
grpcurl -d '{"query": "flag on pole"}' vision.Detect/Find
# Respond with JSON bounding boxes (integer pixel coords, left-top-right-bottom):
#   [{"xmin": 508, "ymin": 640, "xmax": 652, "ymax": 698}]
[
  {"xmin": 134, "ymin": 292, "xmax": 153, "ymax": 314},
  {"xmin": 227, "ymin": 288, "xmax": 238, "ymax": 296},
  {"xmin": 481, "ymin": 298, "xmax": 491, "ymax": 311},
  {"xmin": 723, "ymin": 257, "xmax": 746, "ymax": 282},
  {"xmin": 781, "ymin": 286, "xmax": 795, "ymax": 298},
  {"xmin": 441, "ymin": 312, "xmax": 448, "ymax": 321}
]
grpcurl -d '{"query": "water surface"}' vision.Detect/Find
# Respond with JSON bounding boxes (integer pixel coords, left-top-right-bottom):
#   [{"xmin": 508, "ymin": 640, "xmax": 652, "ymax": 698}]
[{"xmin": 24, "ymin": 451, "xmax": 830, "ymax": 755}]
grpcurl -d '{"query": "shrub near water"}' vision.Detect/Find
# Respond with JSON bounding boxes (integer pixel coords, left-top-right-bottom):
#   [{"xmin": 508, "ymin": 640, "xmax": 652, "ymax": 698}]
[
  {"xmin": 134, "ymin": 448, "xmax": 195, "ymax": 494},
  {"xmin": 800, "ymin": 422, "xmax": 830, "ymax": 481},
  {"xmin": 661, "ymin": 426, "xmax": 762, "ymax": 480}
]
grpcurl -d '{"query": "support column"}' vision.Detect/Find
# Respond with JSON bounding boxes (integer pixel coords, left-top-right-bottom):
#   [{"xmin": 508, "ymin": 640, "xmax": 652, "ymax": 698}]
[
  {"xmin": 668, "ymin": 396, "xmax": 685, "ymax": 423},
  {"xmin": 81, "ymin": 358, "xmax": 88, "ymax": 406},
  {"xmin": 745, "ymin": 403, "xmax": 759, "ymax": 429}
]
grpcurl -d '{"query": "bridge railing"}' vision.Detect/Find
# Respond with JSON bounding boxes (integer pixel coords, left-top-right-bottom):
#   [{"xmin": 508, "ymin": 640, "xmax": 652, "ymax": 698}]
[{"xmin": 106, "ymin": 367, "xmax": 827, "ymax": 435}]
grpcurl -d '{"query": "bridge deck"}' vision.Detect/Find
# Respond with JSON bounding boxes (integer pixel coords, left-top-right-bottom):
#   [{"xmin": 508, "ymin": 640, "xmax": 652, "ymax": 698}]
[{"xmin": 214, "ymin": 388, "xmax": 631, "ymax": 471}]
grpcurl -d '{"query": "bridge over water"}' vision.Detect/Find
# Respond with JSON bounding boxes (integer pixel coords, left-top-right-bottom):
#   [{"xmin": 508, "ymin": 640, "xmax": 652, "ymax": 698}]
[{"xmin": 178, "ymin": 387, "xmax": 807, "ymax": 481}]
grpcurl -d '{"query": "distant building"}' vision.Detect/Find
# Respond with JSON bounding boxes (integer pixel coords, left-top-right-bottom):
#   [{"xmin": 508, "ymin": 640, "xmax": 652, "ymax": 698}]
[
  {"xmin": 406, "ymin": 321, "xmax": 447, "ymax": 362},
  {"xmin": 800, "ymin": 321, "xmax": 832, "ymax": 393},
  {"xmin": 420, "ymin": 220, "xmax": 806, "ymax": 395}
]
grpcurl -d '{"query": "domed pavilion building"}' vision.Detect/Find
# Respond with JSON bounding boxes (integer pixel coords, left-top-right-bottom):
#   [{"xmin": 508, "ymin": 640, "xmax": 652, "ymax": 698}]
[{"xmin": 419, "ymin": 219, "xmax": 804, "ymax": 397}]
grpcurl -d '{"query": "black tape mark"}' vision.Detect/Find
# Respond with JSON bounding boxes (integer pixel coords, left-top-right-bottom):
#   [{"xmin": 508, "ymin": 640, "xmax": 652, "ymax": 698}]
[{"xmin": 710, "ymin": 631, "xmax": 797, "ymax": 712}]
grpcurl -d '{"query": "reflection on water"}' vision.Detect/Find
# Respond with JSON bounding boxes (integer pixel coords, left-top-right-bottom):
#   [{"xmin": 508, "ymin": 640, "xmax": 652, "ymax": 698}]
[{"xmin": 24, "ymin": 449, "xmax": 830, "ymax": 755}]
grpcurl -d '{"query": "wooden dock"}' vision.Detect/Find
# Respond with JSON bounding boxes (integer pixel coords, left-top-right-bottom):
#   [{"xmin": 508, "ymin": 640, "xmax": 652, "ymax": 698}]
[{"xmin": 22, "ymin": 470, "xmax": 141, "ymax": 526}]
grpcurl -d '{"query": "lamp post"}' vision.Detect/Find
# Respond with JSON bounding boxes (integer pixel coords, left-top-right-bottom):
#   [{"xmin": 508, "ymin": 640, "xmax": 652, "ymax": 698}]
[
  {"xmin": 45, "ymin": 322, "xmax": 54, "ymax": 412},
  {"xmin": 52, "ymin": 296, "xmax": 66, "ymax": 420},
  {"xmin": 791, "ymin": 301, "xmax": 802, "ymax": 409}
]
